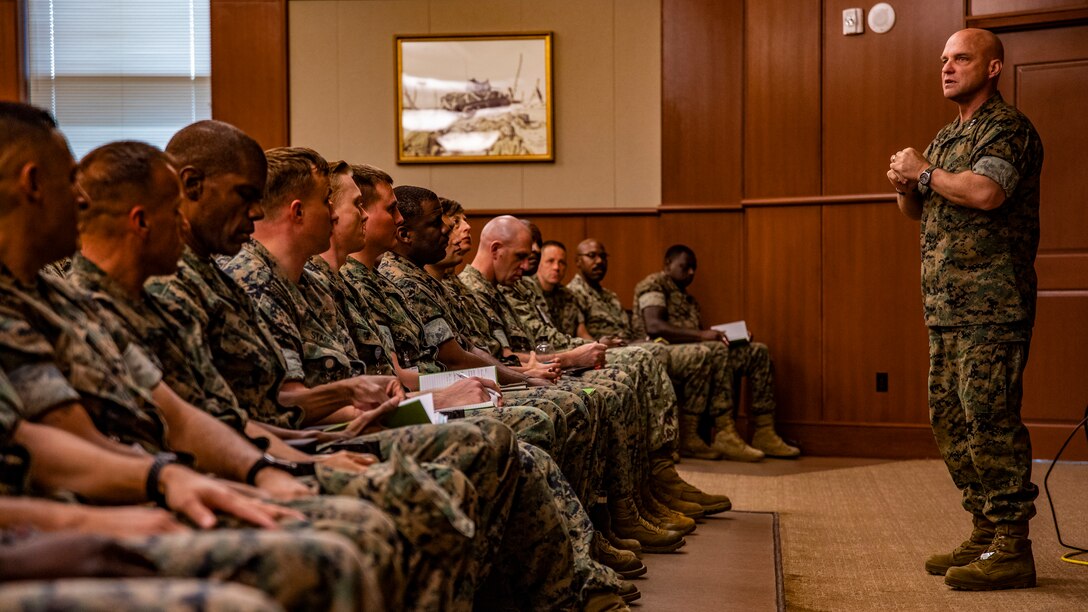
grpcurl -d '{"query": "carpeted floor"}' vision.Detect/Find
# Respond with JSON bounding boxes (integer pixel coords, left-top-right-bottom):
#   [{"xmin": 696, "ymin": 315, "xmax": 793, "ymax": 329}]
[{"xmin": 674, "ymin": 457, "xmax": 1088, "ymax": 611}]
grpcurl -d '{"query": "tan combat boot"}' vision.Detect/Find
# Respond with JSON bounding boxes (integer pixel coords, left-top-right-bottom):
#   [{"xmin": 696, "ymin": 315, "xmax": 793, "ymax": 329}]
[
  {"xmin": 944, "ymin": 522, "xmax": 1036, "ymax": 590},
  {"xmin": 591, "ymin": 532, "xmax": 647, "ymax": 579},
  {"xmin": 608, "ymin": 496, "xmax": 686, "ymax": 553},
  {"xmin": 711, "ymin": 413, "xmax": 765, "ymax": 462},
  {"xmin": 639, "ymin": 484, "xmax": 696, "ymax": 535},
  {"xmin": 649, "ymin": 450, "xmax": 732, "ymax": 515},
  {"xmin": 750, "ymin": 413, "xmax": 800, "ymax": 458},
  {"xmin": 679, "ymin": 413, "xmax": 722, "ymax": 459},
  {"xmin": 925, "ymin": 516, "xmax": 996, "ymax": 575},
  {"xmin": 590, "ymin": 503, "xmax": 643, "ymax": 556},
  {"xmin": 583, "ymin": 590, "xmax": 631, "ymax": 612}
]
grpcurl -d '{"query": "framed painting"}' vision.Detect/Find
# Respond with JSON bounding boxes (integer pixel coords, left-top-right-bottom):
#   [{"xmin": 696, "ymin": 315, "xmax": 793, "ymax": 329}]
[{"xmin": 395, "ymin": 32, "xmax": 554, "ymax": 163}]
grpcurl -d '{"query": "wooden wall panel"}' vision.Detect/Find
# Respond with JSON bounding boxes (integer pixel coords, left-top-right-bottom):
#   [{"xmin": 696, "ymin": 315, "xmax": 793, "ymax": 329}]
[
  {"xmin": 1024, "ymin": 294, "xmax": 1088, "ymax": 423},
  {"xmin": 211, "ymin": 0, "xmax": 289, "ymax": 149},
  {"xmin": 583, "ymin": 215, "xmax": 661, "ymax": 308},
  {"xmin": 822, "ymin": 0, "xmax": 962, "ymax": 195},
  {"xmin": 661, "ymin": 0, "xmax": 743, "ymax": 205},
  {"xmin": 970, "ymin": 0, "xmax": 1088, "ymax": 15},
  {"xmin": 0, "ymin": 0, "xmax": 21, "ymax": 101},
  {"xmin": 821, "ymin": 203, "xmax": 930, "ymax": 425},
  {"xmin": 743, "ymin": 0, "xmax": 821, "ymax": 199},
  {"xmin": 744, "ymin": 206, "xmax": 822, "ymax": 425}
]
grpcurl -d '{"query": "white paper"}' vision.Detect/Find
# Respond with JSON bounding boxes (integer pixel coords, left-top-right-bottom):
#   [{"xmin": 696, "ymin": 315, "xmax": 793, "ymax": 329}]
[
  {"xmin": 419, "ymin": 366, "xmax": 499, "ymax": 392},
  {"xmin": 711, "ymin": 320, "xmax": 750, "ymax": 343}
]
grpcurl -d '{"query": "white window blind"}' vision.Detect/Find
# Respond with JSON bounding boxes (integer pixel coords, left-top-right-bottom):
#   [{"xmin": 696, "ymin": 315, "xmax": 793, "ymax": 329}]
[{"xmin": 26, "ymin": 0, "xmax": 211, "ymax": 159}]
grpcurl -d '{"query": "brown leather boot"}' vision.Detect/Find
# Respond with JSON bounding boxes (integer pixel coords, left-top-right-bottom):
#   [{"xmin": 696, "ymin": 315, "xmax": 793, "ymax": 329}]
[
  {"xmin": 590, "ymin": 502, "xmax": 642, "ymax": 556},
  {"xmin": 679, "ymin": 413, "xmax": 722, "ymax": 460},
  {"xmin": 583, "ymin": 590, "xmax": 631, "ymax": 612},
  {"xmin": 711, "ymin": 412, "xmax": 765, "ymax": 462},
  {"xmin": 608, "ymin": 496, "xmax": 686, "ymax": 553},
  {"xmin": 944, "ymin": 522, "xmax": 1036, "ymax": 590},
  {"xmin": 925, "ymin": 516, "xmax": 995, "ymax": 575},
  {"xmin": 750, "ymin": 413, "xmax": 800, "ymax": 458},
  {"xmin": 639, "ymin": 484, "xmax": 696, "ymax": 535},
  {"xmin": 592, "ymin": 532, "xmax": 647, "ymax": 579},
  {"xmin": 649, "ymin": 451, "xmax": 732, "ymax": 515}
]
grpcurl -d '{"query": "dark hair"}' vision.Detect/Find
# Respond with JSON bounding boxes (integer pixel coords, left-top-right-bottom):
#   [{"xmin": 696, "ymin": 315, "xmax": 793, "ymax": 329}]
[
  {"xmin": 263, "ymin": 147, "xmax": 329, "ymax": 217},
  {"xmin": 664, "ymin": 244, "xmax": 695, "ymax": 264},
  {"xmin": 350, "ymin": 164, "xmax": 394, "ymax": 207},
  {"xmin": 165, "ymin": 120, "xmax": 265, "ymax": 179},
  {"xmin": 393, "ymin": 185, "xmax": 438, "ymax": 225},
  {"xmin": 439, "ymin": 197, "xmax": 464, "ymax": 217},
  {"xmin": 519, "ymin": 219, "xmax": 543, "ymax": 247},
  {"xmin": 78, "ymin": 141, "xmax": 174, "ymax": 203},
  {"xmin": 0, "ymin": 102, "xmax": 60, "ymax": 181},
  {"xmin": 541, "ymin": 239, "xmax": 566, "ymax": 253}
]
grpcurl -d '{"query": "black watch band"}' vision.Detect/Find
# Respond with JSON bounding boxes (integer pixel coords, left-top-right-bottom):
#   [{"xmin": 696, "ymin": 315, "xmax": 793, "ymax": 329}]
[
  {"xmin": 245, "ymin": 454, "xmax": 316, "ymax": 485},
  {"xmin": 145, "ymin": 452, "xmax": 178, "ymax": 509}
]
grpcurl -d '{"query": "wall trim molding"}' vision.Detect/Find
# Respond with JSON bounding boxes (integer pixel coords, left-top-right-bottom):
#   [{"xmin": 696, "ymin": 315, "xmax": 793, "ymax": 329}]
[
  {"xmin": 966, "ymin": 7, "xmax": 1088, "ymax": 32},
  {"xmin": 463, "ymin": 194, "xmax": 899, "ymax": 217}
]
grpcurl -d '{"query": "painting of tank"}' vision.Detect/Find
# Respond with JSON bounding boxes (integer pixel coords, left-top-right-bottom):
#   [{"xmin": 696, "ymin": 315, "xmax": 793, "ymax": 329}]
[{"xmin": 395, "ymin": 32, "xmax": 554, "ymax": 163}]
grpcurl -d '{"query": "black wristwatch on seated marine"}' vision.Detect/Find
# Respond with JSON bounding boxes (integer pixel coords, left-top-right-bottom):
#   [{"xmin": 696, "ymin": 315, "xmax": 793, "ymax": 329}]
[
  {"xmin": 145, "ymin": 452, "xmax": 179, "ymax": 508},
  {"xmin": 245, "ymin": 453, "xmax": 316, "ymax": 485}
]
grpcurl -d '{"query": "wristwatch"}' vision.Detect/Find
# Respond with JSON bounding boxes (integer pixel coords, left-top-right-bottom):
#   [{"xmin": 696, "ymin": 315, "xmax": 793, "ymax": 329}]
[
  {"xmin": 918, "ymin": 165, "xmax": 938, "ymax": 192},
  {"xmin": 245, "ymin": 453, "xmax": 316, "ymax": 485},
  {"xmin": 145, "ymin": 452, "xmax": 179, "ymax": 508}
]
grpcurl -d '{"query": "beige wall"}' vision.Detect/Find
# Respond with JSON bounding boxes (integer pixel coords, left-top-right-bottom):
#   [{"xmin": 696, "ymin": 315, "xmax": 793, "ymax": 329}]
[{"xmin": 288, "ymin": 0, "xmax": 661, "ymax": 210}]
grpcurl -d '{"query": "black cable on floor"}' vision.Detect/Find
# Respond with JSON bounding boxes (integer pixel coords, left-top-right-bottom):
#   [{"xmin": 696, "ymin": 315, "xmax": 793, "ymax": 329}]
[{"xmin": 1043, "ymin": 404, "xmax": 1088, "ymax": 566}]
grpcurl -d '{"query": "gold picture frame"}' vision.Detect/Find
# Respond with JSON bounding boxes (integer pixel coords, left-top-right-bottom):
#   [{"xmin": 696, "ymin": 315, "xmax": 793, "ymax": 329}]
[{"xmin": 395, "ymin": 32, "xmax": 554, "ymax": 164}]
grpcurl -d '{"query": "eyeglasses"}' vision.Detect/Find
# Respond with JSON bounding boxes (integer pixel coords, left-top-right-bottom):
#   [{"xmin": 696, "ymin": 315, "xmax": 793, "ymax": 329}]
[{"xmin": 578, "ymin": 252, "xmax": 608, "ymax": 260}]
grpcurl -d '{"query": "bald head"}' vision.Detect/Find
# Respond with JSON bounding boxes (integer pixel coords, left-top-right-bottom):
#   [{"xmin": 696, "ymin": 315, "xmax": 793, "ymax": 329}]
[
  {"xmin": 480, "ymin": 215, "xmax": 531, "ymax": 246},
  {"xmin": 474, "ymin": 215, "xmax": 533, "ymax": 285},
  {"xmin": 941, "ymin": 29, "xmax": 1004, "ymax": 105},
  {"xmin": 952, "ymin": 28, "xmax": 1003, "ymax": 62},
  {"xmin": 166, "ymin": 120, "xmax": 266, "ymax": 180}
]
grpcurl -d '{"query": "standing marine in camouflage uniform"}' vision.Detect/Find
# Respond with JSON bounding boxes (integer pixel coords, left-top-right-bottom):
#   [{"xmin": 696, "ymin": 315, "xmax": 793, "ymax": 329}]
[
  {"xmin": 632, "ymin": 245, "xmax": 800, "ymax": 461},
  {"xmin": 889, "ymin": 28, "xmax": 1042, "ymax": 591}
]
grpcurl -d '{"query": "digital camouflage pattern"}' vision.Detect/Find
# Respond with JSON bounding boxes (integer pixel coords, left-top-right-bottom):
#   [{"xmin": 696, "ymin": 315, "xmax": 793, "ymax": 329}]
[
  {"xmin": 0, "ymin": 578, "xmax": 283, "ymax": 612},
  {"xmin": 0, "ymin": 370, "xmax": 29, "ymax": 497},
  {"xmin": 566, "ymin": 273, "xmax": 635, "ymax": 340},
  {"xmin": 0, "ymin": 266, "xmax": 166, "ymax": 450},
  {"xmin": 442, "ymin": 276, "xmax": 505, "ymax": 355},
  {"xmin": 67, "ymin": 255, "xmax": 249, "ymax": 432},
  {"xmin": 631, "ymin": 270, "xmax": 701, "ymax": 339},
  {"xmin": 501, "ymin": 277, "xmax": 587, "ymax": 351},
  {"xmin": 146, "ymin": 248, "xmax": 303, "ymax": 429},
  {"xmin": 927, "ymin": 325, "xmax": 1037, "ymax": 523},
  {"xmin": 221, "ymin": 240, "xmax": 365, "ymax": 388},
  {"xmin": 920, "ymin": 93, "xmax": 1043, "ymax": 328},
  {"xmin": 919, "ymin": 93, "xmax": 1042, "ymax": 526},
  {"xmin": 539, "ymin": 278, "xmax": 585, "ymax": 341},
  {"xmin": 303, "ymin": 257, "xmax": 393, "ymax": 376},
  {"xmin": 341, "ymin": 257, "xmax": 443, "ymax": 375}
]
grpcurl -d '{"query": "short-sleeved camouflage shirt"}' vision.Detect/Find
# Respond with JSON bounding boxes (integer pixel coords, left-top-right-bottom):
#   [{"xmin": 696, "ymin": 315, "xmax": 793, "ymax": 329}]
[
  {"xmin": 920, "ymin": 93, "xmax": 1043, "ymax": 327},
  {"xmin": 500, "ymin": 277, "xmax": 585, "ymax": 351},
  {"xmin": 566, "ymin": 274, "xmax": 636, "ymax": 340},
  {"xmin": 146, "ymin": 247, "xmax": 302, "ymax": 429},
  {"xmin": 222, "ymin": 240, "xmax": 365, "ymax": 388},
  {"xmin": 0, "ymin": 265, "xmax": 166, "ymax": 451},
  {"xmin": 631, "ymin": 271, "xmax": 701, "ymax": 338},
  {"xmin": 303, "ymin": 257, "xmax": 394, "ymax": 376},
  {"xmin": 68, "ymin": 255, "xmax": 248, "ymax": 432},
  {"xmin": 458, "ymin": 265, "xmax": 534, "ymax": 355},
  {"xmin": 341, "ymin": 257, "xmax": 442, "ymax": 374}
]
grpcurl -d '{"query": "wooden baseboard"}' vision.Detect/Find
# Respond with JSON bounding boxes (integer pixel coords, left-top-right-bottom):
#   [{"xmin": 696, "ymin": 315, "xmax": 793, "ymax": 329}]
[{"xmin": 738, "ymin": 420, "xmax": 1088, "ymax": 461}]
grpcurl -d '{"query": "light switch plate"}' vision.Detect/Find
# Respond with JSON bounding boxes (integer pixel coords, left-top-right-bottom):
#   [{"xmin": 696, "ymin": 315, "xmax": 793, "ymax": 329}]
[{"xmin": 843, "ymin": 8, "xmax": 864, "ymax": 35}]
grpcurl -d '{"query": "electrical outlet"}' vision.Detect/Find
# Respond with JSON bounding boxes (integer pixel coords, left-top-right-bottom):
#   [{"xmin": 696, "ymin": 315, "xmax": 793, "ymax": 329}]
[
  {"xmin": 876, "ymin": 372, "xmax": 889, "ymax": 393},
  {"xmin": 843, "ymin": 8, "xmax": 864, "ymax": 35}
]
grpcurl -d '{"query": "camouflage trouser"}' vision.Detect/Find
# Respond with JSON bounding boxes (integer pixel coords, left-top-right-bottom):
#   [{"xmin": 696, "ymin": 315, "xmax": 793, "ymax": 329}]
[
  {"xmin": 476, "ymin": 404, "xmax": 557, "ymax": 456},
  {"xmin": 508, "ymin": 387, "xmax": 599, "ymax": 505},
  {"xmin": 564, "ymin": 368, "xmax": 642, "ymax": 501},
  {"xmin": 605, "ymin": 345, "xmax": 679, "ymax": 454},
  {"xmin": 706, "ymin": 341, "xmax": 776, "ymax": 419},
  {"xmin": 214, "ymin": 495, "xmax": 403, "ymax": 610},
  {"xmin": 0, "ymin": 579, "xmax": 282, "ymax": 611},
  {"xmin": 128, "ymin": 529, "xmax": 369, "ymax": 612},
  {"xmin": 928, "ymin": 324, "xmax": 1038, "ymax": 524},
  {"xmin": 637, "ymin": 341, "xmax": 713, "ymax": 441}
]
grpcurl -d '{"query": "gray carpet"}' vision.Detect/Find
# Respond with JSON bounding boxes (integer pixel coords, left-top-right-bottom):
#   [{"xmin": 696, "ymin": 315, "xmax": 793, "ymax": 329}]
[{"xmin": 634, "ymin": 510, "xmax": 782, "ymax": 611}]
